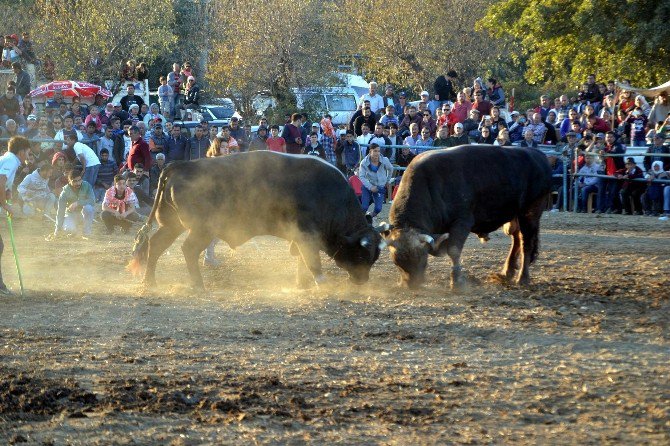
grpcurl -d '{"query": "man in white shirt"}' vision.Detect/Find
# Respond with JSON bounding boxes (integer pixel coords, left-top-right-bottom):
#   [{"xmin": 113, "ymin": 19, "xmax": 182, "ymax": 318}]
[
  {"xmin": 0, "ymin": 136, "xmax": 30, "ymax": 295},
  {"xmin": 359, "ymin": 82, "xmax": 385, "ymax": 114},
  {"xmin": 64, "ymin": 131, "xmax": 101, "ymax": 189}
]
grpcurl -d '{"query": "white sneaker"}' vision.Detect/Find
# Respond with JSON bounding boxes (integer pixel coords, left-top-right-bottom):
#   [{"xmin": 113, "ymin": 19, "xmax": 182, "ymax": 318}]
[{"xmin": 659, "ymin": 215, "xmax": 669, "ymax": 221}]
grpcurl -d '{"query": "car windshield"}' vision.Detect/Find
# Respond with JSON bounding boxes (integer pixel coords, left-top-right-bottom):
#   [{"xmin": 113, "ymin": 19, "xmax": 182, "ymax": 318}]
[
  {"xmin": 326, "ymin": 94, "xmax": 357, "ymax": 111},
  {"xmin": 208, "ymin": 106, "xmax": 235, "ymax": 119}
]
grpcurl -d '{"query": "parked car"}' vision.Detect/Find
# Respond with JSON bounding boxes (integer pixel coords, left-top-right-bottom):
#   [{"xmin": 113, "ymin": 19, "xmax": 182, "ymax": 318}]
[
  {"xmin": 175, "ymin": 99, "xmax": 242, "ymax": 132},
  {"xmin": 293, "ymin": 87, "xmax": 359, "ymax": 126}
]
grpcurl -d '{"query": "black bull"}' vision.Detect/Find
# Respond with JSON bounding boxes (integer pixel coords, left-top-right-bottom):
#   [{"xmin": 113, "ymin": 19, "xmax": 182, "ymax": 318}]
[
  {"xmin": 130, "ymin": 152, "xmax": 383, "ymax": 289},
  {"xmin": 383, "ymin": 145, "xmax": 553, "ymax": 289}
]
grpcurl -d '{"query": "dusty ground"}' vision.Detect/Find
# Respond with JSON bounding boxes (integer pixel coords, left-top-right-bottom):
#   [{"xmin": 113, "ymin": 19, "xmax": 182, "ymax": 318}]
[{"xmin": 0, "ymin": 208, "xmax": 668, "ymax": 445}]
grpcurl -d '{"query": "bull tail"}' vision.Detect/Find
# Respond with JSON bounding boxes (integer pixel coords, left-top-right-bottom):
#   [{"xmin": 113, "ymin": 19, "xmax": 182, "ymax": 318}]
[{"xmin": 126, "ymin": 170, "xmax": 170, "ymax": 276}]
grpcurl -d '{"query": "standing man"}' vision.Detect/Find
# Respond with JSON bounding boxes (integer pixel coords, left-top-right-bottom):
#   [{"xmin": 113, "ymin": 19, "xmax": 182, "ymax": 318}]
[
  {"xmin": 64, "ymin": 131, "xmax": 101, "ymax": 188},
  {"xmin": 434, "ymin": 70, "xmax": 458, "ymax": 104},
  {"xmin": 381, "ymin": 85, "xmax": 398, "ymax": 110},
  {"xmin": 164, "ymin": 124, "xmax": 189, "ymax": 163},
  {"xmin": 12, "ymin": 62, "xmax": 30, "ymax": 98},
  {"xmin": 126, "ymin": 126, "xmax": 152, "ymax": 172},
  {"xmin": 0, "ymin": 136, "xmax": 30, "ymax": 294},
  {"xmin": 281, "ymin": 113, "xmax": 304, "ymax": 154},
  {"xmin": 359, "ymin": 82, "xmax": 384, "ymax": 115},
  {"xmin": 17, "ymin": 32, "xmax": 37, "ymax": 89},
  {"xmin": 120, "ymin": 84, "xmax": 145, "ymax": 112},
  {"xmin": 187, "ymin": 125, "xmax": 209, "ymax": 160},
  {"xmin": 228, "ymin": 117, "xmax": 247, "ymax": 152}
]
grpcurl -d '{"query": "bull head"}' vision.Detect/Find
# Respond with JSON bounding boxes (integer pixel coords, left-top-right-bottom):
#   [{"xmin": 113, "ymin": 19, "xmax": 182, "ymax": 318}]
[{"xmin": 382, "ymin": 228, "xmax": 449, "ymax": 289}]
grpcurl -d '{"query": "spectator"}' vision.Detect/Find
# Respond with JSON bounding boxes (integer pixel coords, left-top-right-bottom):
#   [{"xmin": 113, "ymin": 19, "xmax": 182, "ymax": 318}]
[
  {"xmin": 0, "ymin": 86, "xmax": 22, "ymax": 126},
  {"xmin": 84, "ymin": 105, "xmax": 103, "ymax": 132},
  {"xmin": 520, "ymin": 129, "xmax": 538, "ymax": 148},
  {"xmin": 17, "ymin": 32, "xmax": 37, "ymax": 87},
  {"xmin": 249, "ymin": 126, "xmax": 269, "ymax": 151},
  {"xmin": 228, "ymin": 117, "xmax": 248, "ymax": 152},
  {"xmin": 379, "ymin": 105, "xmax": 399, "ymax": 127},
  {"xmin": 213, "ymin": 125, "xmax": 239, "ymax": 156},
  {"xmin": 394, "ymin": 92, "xmax": 408, "ymax": 118},
  {"xmin": 477, "ymin": 127, "xmax": 494, "ymax": 144},
  {"xmin": 187, "ymin": 125, "xmax": 209, "ymax": 160},
  {"xmin": 349, "ymin": 100, "xmax": 371, "ymax": 130},
  {"xmin": 356, "ymin": 124, "xmax": 373, "ymax": 147},
  {"xmin": 462, "ymin": 109, "xmax": 481, "ymax": 140},
  {"xmin": 395, "ymin": 145, "xmax": 415, "ymax": 168},
  {"xmin": 82, "ymin": 122, "xmax": 100, "ymax": 153},
  {"xmin": 266, "ymin": 125, "xmax": 286, "ymax": 153},
  {"xmin": 494, "ymin": 128, "xmax": 511, "ymax": 146},
  {"xmin": 618, "ymin": 90, "xmax": 635, "ymax": 114},
  {"xmin": 398, "ymin": 106, "xmax": 422, "ymax": 137},
  {"xmin": 120, "ymin": 84, "xmax": 145, "ymax": 112},
  {"xmin": 635, "ymin": 95, "xmax": 651, "ymax": 117},
  {"xmin": 597, "ymin": 131, "xmax": 626, "ymax": 213},
  {"xmin": 434, "ymin": 70, "xmax": 458, "ymax": 104},
  {"xmin": 368, "ymin": 123, "xmax": 391, "ymax": 154},
  {"xmin": 381, "ymin": 85, "xmax": 398, "ymax": 110},
  {"xmin": 433, "ymin": 126, "xmax": 450, "ymax": 147},
  {"xmin": 12, "ymin": 62, "xmax": 30, "ymax": 98},
  {"xmin": 20, "ymin": 114, "xmax": 38, "ymax": 138},
  {"xmin": 17, "ymin": 164, "xmax": 55, "ymax": 217},
  {"xmin": 148, "ymin": 123, "xmax": 168, "ymax": 160},
  {"xmin": 281, "ymin": 113, "xmax": 304, "ymax": 154},
  {"xmin": 403, "ymin": 123, "xmax": 421, "ymax": 149},
  {"xmin": 41, "ymin": 54, "xmax": 55, "ymax": 82},
  {"xmin": 124, "ymin": 172, "xmax": 152, "ymax": 216},
  {"xmin": 648, "ymin": 92, "xmax": 670, "ymax": 128},
  {"xmin": 128, "ymin": 104, "xmax": 142, "ymax": 124},
  {"xmin": 54, "ymin": 169, "xmax": 95, "ymax": 238},
  {"xmin": 335, "ymin": 130, "xmax": 360, "ymax": 175},
  {"xmin": 1, "ymin": 35, "xmax": 20, "ymax": 67},
  {"xmin": 164, "ymin": 124, "xmax": 189, "ymax": 163},
  {"xmin": 644, "ymin": 133, "xmax": 670, "ymax": 171},
  {"xmin": 182, "ymin": 76, "xmax": 200, "ymax": 111},
  {"xmin": 447, "ymin": 123, "xmax": 469, "ymax": 147},
  {"xmin": 49, "ymin": 152, "xmax": 68, "ymax": 197},
  {"xmin": 157, "ymin": 76, "xmax": 172, "ymax": 118},
  {"xmin": 303, "ymin": 132, "xmax": 326, "ymax": 159},
  {"xmin": 167, "ymin": 63, "xmax": 183, "ymax": 115},
  {"xmin": 412, "ymin": 127, "xmax": 433, "ymax": 154},
  {"xmin": 319, "ymin": 116, "xmax": 338, "ymax": 165},
  {"xmin": 135, "ymin": 62, "xmax": 149, "ymax": 82},
  {"xmin": 526, "ymin": 113, "xmax": 547, "ymax": 143},
  {"xmin": 149, "ymin": 153, "xmax": 166, "ymax": 196},
  {"xmin": 576, "ymin": 154, "xmax": 600, "ymax": 212},
  {"xmin": 472, "ymin": 89, "xmax": 492, "ymax": 117},
  {"xmin": 642, "ymin": 161, "xmax": 669, "ymax": 216},
  {"xmin": 358, "ymin": 143, "xmax": 393, "ymax": 219},
  {"xmin": 626, "ymin": 107, "xmax": 648, "ymax": 146},
  {"xmin": 126, "ymin": 125, "xmax": 152, "ymax": 173},
  {"xmin": 353, "ymin": 107, "xmax": 377, "ymax": 137},
  {"xmin": 101, "ymin": 174, "xmax": 142, "ymax": 234},
  {"xmin": 618, "ymin": 157, "xmax": 645, "ymax": 215},
  {"xmin": 64, "ymin": 131, "xmax": 101, "ymax": 188},
  {"xmin": 121, "ymin": 60, "xmax": 136, "ymax": 81},
  {"xmin": 486, "ymin": 78, "xmax": 505, "ymax": 108},
  {"xmin": 94, "ymin": 148, "xmax": 118, "ymax": 202},
  {"xmin": 143, "ymin": 103, "xmax": 166, "ymax": 129},
  {"xmin": 359, "ymin": 81, "xmax": 384, "ymax": 114},
  {"xmin": 420, "ymin": 110, "xmax": 437, "ymax": 138}
]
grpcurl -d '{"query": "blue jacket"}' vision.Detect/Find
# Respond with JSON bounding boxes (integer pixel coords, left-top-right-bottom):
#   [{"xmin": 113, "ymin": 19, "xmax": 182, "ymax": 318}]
[{"xmin": 165, "ymin": 136, "xmax": 189, "ymax": 163}]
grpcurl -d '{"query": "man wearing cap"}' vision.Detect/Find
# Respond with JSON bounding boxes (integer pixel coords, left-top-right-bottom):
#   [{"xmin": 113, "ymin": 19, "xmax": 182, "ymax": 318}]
[
  {"xmin": 112, "ymin": 102, "xmax": 130, "ymax": 122},
  {"xmin": 20, "ymin": 114, "xmax": 38, "ymax": 138},
  {"xmin": 182, "ymin": 76, "xmax": 200, "ymax": 110},
  {"xmin": 359, "ymin": 82, "xmax": 384, "ymax": 115},
  {"xmin": 120, "ymin": 84, "xmax": 145, "ymax": 112},
  {"xmin": 149, "ymin": 123, "xmax": 168, "ymax": 160},
  {"xmin": 447, "ymin": 123, "xmax": 468, "ymax": 147}
]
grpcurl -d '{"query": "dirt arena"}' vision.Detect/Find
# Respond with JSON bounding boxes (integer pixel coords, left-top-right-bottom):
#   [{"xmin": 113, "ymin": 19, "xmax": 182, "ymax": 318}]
[{"xmin": 0, "ymin": 209, "xmax": 668, "ymax": 445}]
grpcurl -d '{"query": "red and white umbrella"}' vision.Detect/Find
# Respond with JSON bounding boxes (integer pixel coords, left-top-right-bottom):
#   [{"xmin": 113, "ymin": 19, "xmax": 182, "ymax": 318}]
[{"xmin": 27, "ymin": 80, "xmax": 112, "ymax": 99}]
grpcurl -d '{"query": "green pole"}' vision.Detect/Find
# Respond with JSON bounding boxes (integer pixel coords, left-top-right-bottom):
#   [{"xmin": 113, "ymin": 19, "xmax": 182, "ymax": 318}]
[{"xmin": 6, "ymin": 213, "xmax": 24, "ymax": 297}]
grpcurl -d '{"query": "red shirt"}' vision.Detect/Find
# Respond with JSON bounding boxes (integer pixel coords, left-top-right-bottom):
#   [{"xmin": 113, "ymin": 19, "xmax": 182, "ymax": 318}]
[
  {"xmin": 266, "ymin": 136, "xmax": 286, "ymax": 153},
  {"xmin": 127, "ymin": 138, "xmax": 152, "ymax": 171}
]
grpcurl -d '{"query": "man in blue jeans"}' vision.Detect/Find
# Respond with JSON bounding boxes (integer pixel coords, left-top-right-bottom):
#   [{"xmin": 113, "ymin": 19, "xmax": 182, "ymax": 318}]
[{"xmin": 358, "ymin": 143, "xmax": 394, "ymax": 219}]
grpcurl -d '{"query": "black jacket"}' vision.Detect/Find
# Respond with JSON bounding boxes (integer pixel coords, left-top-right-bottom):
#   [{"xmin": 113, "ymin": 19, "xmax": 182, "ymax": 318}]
[{"xmin": 434, "ymin": 75, "xmax": 456, "ymax": 102}]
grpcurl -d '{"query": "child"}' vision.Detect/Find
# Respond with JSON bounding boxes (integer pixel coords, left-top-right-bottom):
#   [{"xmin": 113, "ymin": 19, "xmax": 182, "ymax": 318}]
[
  {"xmin": 266, "ymin": 125, "xmax": 286, "ymax": 153},
  {"xmin": 642, "ymin": 161, "xmax": 669, "ymax": 216}
]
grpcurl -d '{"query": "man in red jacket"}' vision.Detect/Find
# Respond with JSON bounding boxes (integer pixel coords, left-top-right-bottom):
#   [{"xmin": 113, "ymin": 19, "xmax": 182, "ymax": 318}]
[{"xmin": 127, "ymin": 125, "xmax": 152, "ymax": 173}]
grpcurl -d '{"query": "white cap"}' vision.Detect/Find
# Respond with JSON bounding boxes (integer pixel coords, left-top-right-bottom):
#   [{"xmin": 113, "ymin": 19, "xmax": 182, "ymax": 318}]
[{"xmin": 420, "ymin": 90, "xmax": 429, "ymax": 97}]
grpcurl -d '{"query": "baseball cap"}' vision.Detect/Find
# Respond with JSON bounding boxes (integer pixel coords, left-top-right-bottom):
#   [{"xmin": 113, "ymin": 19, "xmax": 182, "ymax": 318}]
[
  {"xmin": 398, "ymin": 92, "xmax": 406, "ymax": 98},
  {"xmin": 155, "ymin": 153, "xmax": 166, "ymax": 160},
  {"xmin": 510, "ymin": 111, "xmax": 520, "ymax": 116},
  {"xmin": 112, "ymin": 101, "xmax": 121, "ymax": 107},
  {"xmin": 454, "ymin": 123, "xmax": 464, "ymax": 129},
  {"xmin": 311, "ymin": 122, "xmax": 319, "ymax": 127},
  {"xmin": 420, "ymin": 90, "xmax": 429, "ymax": 97},
  {"xmin": 595, "ymin": 132, "xmax": 605, "ymax": 139},
  {"xmin": 566, "ymin": 131, "xmax": 577, "ymax": 137},
  {"xmin": 187, "ymin": 76, "xmax": 195, "ymax": 82},
  {"xmin": 27, "ymin": 114, "xmax": 37, "ymax": 121}
]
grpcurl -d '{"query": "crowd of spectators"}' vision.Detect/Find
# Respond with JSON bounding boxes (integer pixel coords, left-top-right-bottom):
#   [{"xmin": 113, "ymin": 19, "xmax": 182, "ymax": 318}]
[{"xmin": 1, "ymin": 28, "xmax": 669, "ymax": 235}]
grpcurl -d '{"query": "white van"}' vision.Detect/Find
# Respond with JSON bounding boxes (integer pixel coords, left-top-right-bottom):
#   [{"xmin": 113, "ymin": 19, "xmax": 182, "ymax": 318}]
[{"xmin": 293, "ymin": 86, "xmax": 359, "ymax": 126}]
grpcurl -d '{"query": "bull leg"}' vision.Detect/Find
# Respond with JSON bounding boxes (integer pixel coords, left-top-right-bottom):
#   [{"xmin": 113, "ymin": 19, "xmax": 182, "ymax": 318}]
[
  {"xmin": 501, "ymin": 230, "xmax": 522, "ymax": 282},
  {"xmin": 295, "ymin": 241, "xmax": 325, "ymax": 288},
  {"xmin": 516, "ymin": 201, "xmax": 544, "ymax": 285},
  {"xmin": 181, "ymin": 230, "xmax": 214, "ymax": 290},
  {"xmin": 143, "ymin": 226, "xmax": 182, "ymax": 288},
  {"xmin": 445, "ymin": 224, "xmax": 471, "ymax": 290}
]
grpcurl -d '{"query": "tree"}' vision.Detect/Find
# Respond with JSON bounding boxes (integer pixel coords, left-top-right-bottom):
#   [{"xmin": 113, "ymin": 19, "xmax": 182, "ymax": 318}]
[
  {"xmin": 330, "ymin": 0, "xmax": 505, "ymax": 97},
  {"xmin": 29, "ymin": 0, "xmax": 176, "ymax": 89},
  {"xmin": 479, "ymin": 0, "xmax": 670, "ymax": 87},
  {"xmin": 207, "ymin": 0, "xmax": 342, "ymax": 118}
]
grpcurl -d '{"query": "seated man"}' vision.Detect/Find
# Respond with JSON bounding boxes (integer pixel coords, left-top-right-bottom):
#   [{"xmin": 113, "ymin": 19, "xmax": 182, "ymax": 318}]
[
  {"xmin": 54, "ymin": 169, "xmax": 96, "ymax": 238},
  {"xmin": 149, "ymin": 153, "xmax": 165, "ymax": 196},
  {"xmin": 101, "ymin": 174, "xmax": 142, "ymax": 234},
  {"xmin": 577, "ymin": 154, "xmax": 600, "ymax": 212},
  {"xmin": 124, "ymin": 172, "xmax": 152, "ymax": 216},
  {"xmin": 358, "ymin": 143, "xmax": 394, "ymax": 219},
  {"xmin": 17, "ymin": 164, "xmax": 56, "ymax": 217}
]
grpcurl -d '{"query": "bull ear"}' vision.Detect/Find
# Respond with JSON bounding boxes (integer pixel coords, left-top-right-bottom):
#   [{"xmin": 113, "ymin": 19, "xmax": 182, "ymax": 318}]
[{"xmin": 427, "ymin": 233, "xmax": 450, "ymax": 257}]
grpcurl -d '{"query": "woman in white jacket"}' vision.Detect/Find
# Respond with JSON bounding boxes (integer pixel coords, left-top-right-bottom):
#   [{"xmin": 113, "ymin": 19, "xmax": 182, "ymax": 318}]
[{"xmin": 357, "ymin": 143, "xmax": 394, "ymax": 218}]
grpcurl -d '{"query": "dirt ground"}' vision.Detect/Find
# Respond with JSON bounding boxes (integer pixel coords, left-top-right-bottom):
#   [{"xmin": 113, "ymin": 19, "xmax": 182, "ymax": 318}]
[{"xmin": 0, "ymin": 208, "xmax": 668, "ymax": 445}]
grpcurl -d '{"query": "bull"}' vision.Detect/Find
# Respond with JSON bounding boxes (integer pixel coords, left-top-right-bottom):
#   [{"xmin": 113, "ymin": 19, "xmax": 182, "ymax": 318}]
[
  {"xmin": 130, "ymin": 151, "xmax": 384, "ymax": 289},
  {"xmin": 382, "ymin": 145, "xmax": 552, "ymax": 289}
]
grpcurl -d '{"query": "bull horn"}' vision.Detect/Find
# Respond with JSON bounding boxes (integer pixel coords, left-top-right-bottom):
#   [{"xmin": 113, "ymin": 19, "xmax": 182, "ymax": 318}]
[
  {"xmin": 418, "ymin": 234, "xmax": 434, "ymax": 245},
  {"xmin": 360, "ymin": 237, "xmax": 371, "ymax": 247},
  {"xmin": 374, "ymin": 222, "xmax": 392, "ymax": 232}
]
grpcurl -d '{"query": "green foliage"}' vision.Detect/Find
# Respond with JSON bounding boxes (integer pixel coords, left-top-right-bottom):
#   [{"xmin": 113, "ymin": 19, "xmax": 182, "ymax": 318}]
[{"xmin": 479, "ymin": 0, "xmax": 670, "ymax": 87}]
